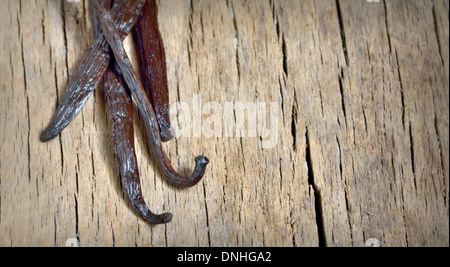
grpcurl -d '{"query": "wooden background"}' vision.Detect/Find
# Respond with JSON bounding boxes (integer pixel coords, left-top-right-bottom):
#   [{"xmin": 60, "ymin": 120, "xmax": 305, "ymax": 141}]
[{"xmin": 0, "ymin": 0, "xmax": 448, "ymax": 247}]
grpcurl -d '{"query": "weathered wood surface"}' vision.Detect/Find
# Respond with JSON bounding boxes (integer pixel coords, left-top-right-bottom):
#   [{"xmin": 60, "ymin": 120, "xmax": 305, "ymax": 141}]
[{"xmin": 0, "ymin": 0, "xmax": 448, "ymax": 247}]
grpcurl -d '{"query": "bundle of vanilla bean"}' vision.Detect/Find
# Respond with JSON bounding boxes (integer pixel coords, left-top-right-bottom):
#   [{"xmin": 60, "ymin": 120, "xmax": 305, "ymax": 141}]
[{"xmin": 41, "ymin": 0, "xmax": 209, "ymax": 224}]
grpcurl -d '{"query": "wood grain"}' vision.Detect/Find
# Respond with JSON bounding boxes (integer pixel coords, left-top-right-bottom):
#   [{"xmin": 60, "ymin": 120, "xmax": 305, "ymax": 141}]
[{"xmin": 0, "ymin": 0, "xmax": 448, "ymax": 247}]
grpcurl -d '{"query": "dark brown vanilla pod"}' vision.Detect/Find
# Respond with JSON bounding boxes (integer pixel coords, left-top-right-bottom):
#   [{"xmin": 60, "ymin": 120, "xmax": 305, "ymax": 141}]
[
  {"xmin": 39, "ymin": 42, "xmax": 110, "ymax": 142},
  {"xmin": 133, "ymin": 0, "xmax": 174, "ymax": 142},
  {"xmin": 40, "ymin": 0, "xmax": 146, "ymax": 142},
  {"xmin": 92, "ymin": 0, "xmax": 209, "ymax": 188},
  {"xmin": 103, "ymin": 68, "xmax": 172, "ymax": 224},
  {"xmin": 95, "ymin": 0, "xmax": 172, "ymax": 225}
]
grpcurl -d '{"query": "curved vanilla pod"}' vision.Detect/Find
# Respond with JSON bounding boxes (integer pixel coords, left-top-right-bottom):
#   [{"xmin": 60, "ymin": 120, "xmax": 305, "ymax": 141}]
[
  {"xmin": 40, "ymin": 0, "xmax": 146, "ymax": 142},
  {"xmin": 92, "ymin": 0, "xmax": 209, "ymax": 188},
  {"xmin": 133, "ymin": 0, "xmax": 174, "ymax": 141},
  {"xmin": 103, "ymin": 68, "xmax": 172, "ymax": 224},
  {"xmin": 95, "ymin": 0, "xmax": 171, "ymax": 224}
]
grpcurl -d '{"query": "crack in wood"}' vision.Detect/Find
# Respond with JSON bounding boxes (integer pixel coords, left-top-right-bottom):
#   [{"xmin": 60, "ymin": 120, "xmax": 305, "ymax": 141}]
[
  {"xmin": 202, "ymin": 182, "xmax": 212, "ymax": 247},
  {"xmin": 305, "ymin": 127, "xmax": 326, "ymax": 247},
  {"xmin": 229, "ymin": 1, "xmax": 241, "ymax": 84},
  {"xmin": 291, "ymin": 92, "xmax": 298, "ymax": 152},
  {"xmin": 335, "ymin": 0, "xmax": 349, "ymax": 66},
  {"xmin": 431, "ymin": 0, "xmax": 445, "ymax": 67},
  {"xmin": 382, "ymin": 0, "xmax": 392, "ymax": 54},
  {"xmin": 409, "ymin": 123, "xmax": 417, "ymax": 192},
  {"xmin": 281, "ymin": 35, "xmax": 288, "ymax": 77},
  {"xmin": 394, "ymin": 49, "xmax": 406, "ymax": 131},
  {"xmin": 74, "ymin": 192, "xmax": 80, "ymax": 246},
  {"xmin": 338, "ymin": 71, "xmax": 347, "ymax": 123}
]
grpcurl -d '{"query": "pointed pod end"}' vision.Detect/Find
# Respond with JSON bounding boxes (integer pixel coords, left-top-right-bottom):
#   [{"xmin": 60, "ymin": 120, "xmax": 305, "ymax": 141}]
[
  {"xmin": 195, "ymin": 156, "xmax": 210, "ymax": 166},
  {"xmin": 162, "ymin": 212, "xmax": 173, "ymax": 224},
  {"xmin": 40, "ymin": 129, "xmax": 57, "ymax": 143},
  {"xmin": 186, "ymin": 156, "xmax": 210, "ymax": 187},
  {"xmin": 160, "ymin": 125, "xmax": 175, "ymax": 142},
  {"xmin": 141, "ymin": 211, "xmax": 173, "ymax": 224}
]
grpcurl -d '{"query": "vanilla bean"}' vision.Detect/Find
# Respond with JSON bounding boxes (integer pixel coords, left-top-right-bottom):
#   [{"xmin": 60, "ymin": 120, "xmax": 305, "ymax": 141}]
[
  {"xmin": 92, "ymin": 0, "xmax": 209, "ymax": 188},
  {"xmin": 40, "ymin": 0, "xmax": 146, "ymax": 142}
]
